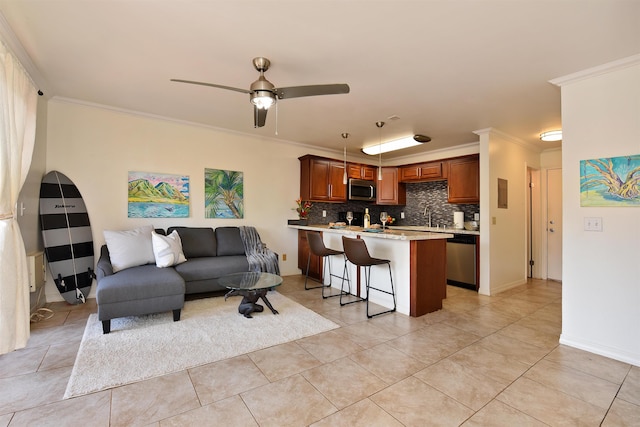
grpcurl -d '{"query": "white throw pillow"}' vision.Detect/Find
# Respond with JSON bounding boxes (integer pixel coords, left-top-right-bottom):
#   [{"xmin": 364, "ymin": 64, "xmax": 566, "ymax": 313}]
[
  {"xmin": 103, "ymin": 225, "xmax": 156, "ymax": 273},
  {"xmin": 152, "ymin": 230, "xmax": 187, "ymax": 268}
]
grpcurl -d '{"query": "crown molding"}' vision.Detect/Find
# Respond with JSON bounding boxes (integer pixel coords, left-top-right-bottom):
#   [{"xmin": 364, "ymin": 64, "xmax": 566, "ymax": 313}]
[
  {"xmin": 473, "ymin": 127, "xmax": 542, "ymax": 153},
  {"xmin": 550, "ymin": 54, "xmax": 640, "ymax": 87}
]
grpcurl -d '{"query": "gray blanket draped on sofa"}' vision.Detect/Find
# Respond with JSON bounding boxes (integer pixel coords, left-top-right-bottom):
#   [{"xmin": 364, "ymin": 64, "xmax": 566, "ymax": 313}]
[{"xmin": 239, "ymin": 226, "xmax": 280, "ymax": 275}]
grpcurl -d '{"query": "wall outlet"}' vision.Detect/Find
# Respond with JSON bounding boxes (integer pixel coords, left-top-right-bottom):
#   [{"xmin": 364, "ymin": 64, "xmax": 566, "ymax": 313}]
[
  {"xmin": 474, "ymin": 213, "xmax": 480, "ymax": 221},
  {"xmin": 492, "ymin": 217, "xmax": 497, "ymax": 225},
  {"xmin": 584, "ymin": 217, "xmax": 603, "ymax": 231},
  {"xmin": 401, "ymin": 212, "xmax": 405, "ymax": 219},
  {"xmin": 322, "ymin": 210, "xmax": 326, "ymax": 217},
  {"xmin": 282, "ymin": 254, "xmax": 287, "ymax": 261}
]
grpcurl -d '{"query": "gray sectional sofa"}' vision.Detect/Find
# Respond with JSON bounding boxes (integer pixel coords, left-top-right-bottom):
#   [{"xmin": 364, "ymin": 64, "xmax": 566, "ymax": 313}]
[{"xmin": 96, "ymin": 226, "xmax": 278, "ymax": 333}]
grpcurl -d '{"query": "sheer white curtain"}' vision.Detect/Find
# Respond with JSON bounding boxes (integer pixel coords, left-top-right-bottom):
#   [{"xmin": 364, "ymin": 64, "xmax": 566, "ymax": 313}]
[{"xmin": 0, "ymin": 41, "xmax": 38, "ymax": 355}]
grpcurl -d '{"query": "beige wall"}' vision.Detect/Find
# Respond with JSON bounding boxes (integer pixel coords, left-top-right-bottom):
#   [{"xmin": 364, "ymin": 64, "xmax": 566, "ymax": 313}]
[
  {"xmin": 476, "ymin": 129, "xmax": 541, "ymax": 295},
  {"xmin": 555, "ymin": 57, "xmax": 640, "ymax": 366}
]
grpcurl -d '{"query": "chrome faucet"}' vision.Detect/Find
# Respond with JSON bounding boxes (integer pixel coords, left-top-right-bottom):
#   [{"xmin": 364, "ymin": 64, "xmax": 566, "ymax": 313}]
[{"xmin": 423, "ymin": 205, "xmax": 432, "ymax": 227}]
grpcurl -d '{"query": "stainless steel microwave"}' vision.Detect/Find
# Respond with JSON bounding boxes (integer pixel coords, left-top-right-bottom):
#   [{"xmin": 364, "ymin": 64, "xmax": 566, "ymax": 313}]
[{"xmin": 348, "ymin": 178, "xmax": 376, "ymax": 201}]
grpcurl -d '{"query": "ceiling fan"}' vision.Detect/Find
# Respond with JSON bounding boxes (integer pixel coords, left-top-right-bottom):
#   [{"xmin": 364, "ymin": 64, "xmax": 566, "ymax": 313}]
[{"xmin": 171, "ymin": 57, "xmax": 350, "ymax": 128}]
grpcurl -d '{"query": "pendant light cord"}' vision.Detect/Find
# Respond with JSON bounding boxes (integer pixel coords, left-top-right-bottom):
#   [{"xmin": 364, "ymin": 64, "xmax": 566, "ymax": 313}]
[
  {"xmin": 376, "ymin": 121, "xmax": 385, "ymax": 180},
  {"xmin": 342, "ymin": 133, "xmax": 349, "ymax": 184}
]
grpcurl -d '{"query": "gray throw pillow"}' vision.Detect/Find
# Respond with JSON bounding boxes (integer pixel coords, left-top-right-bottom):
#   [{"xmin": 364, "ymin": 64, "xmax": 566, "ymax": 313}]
[
  {"xmin": 168, "ymin": 227, "xmax": 216, "ymax": 258},
  {"xmin": 215, "ymin": 227, "xmax": 245, "ymax": 256}
]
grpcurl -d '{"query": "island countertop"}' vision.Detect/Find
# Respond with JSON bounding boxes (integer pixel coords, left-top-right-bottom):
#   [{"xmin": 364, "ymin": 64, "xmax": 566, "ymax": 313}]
[
  {"xmin": 290, "ymin": 223, "xmax": 451, "ymax": 316},
  {"xmin": 287, "ymin": 224, "xmax": 454, "ymax": 240}
]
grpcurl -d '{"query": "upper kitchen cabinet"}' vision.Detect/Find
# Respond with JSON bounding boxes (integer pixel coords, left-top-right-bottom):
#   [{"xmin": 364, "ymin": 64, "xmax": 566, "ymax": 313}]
[
  {"xmin": 348, "ymin": 163, "xmax": 377, "ymax": 181},
  {"xmin": 376, "ymin": 167, "xmax": 406, "ymax": 205},
  {"xmin": 399, "ymin": 161, "xmax": 446, "ymax": 182},
  {"xmin": 447, "ymin": 154, "xmax": 479, "ymax": 203},
  {"xmin": 299, "ymin": 155, "xmax": 347, "ymax": 202}
]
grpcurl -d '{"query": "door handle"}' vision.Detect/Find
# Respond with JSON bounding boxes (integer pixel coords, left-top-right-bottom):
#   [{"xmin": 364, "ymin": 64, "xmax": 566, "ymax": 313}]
[{"xmin": 549, "ymin": 228, "xmax": 555, "ymax": 233}]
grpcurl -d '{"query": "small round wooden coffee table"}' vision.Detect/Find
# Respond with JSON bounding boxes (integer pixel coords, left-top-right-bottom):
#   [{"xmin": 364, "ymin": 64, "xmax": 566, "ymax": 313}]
[{"xmin": 220, "ymin": 272, "xmax": 283, "ymax": 318}]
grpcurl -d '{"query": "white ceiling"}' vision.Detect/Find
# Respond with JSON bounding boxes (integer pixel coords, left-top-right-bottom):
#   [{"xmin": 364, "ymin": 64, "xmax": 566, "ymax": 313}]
[{"xmin": 1, "ymin": 1, "xmax": 639, "ymax": 159}]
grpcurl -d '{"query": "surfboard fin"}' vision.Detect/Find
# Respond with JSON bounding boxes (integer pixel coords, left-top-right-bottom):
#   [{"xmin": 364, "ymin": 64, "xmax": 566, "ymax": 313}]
[{"xmin": 76, "ymin": 287, "xmax": 86, "ymax": 304}]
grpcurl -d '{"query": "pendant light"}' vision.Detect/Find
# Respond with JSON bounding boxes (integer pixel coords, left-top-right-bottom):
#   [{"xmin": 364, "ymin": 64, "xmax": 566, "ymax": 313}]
[
  {"xmin": 341, "ymin": 132, "xmax": 349, "ymax": 184},
  {"xmin": 376, "ymin": 121, "xmax": 385, "ymax": 181}
]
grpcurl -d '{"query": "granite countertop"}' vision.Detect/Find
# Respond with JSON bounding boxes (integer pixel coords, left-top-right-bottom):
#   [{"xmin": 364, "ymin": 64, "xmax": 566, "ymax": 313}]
[
  {"xmin": 288, "ymin": 224, "xmax": 454, "ymax": 241},
  {"xmin": 389, "ymin": 225, "xmax": 480, "ymax": 236}
]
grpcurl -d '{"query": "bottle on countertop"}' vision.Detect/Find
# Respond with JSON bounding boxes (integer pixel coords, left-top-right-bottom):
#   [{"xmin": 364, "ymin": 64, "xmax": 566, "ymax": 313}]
[{"xmin": 363, "ymin": 208, "xmax": 370, "ymax": 229}]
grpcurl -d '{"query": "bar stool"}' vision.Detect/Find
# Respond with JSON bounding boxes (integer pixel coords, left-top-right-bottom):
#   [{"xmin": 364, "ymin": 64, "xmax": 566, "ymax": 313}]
[
  {"xmin": 305, "ymin": 231, "xmax": 350, "ymax": 299},
  {"xmin": 341, "ymin": 236, "xmax": 396, "ymax": 318}
]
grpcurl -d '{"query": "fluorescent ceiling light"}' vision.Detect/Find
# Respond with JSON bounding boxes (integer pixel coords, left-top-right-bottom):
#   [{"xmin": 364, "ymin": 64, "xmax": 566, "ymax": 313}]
[
  {"xmin": 362, "ymin": 136, "xmax": 423, "ymax": 155},
  {"xmin": 540, "ymin": 130, "xmax": 562, "ymax": 142}
]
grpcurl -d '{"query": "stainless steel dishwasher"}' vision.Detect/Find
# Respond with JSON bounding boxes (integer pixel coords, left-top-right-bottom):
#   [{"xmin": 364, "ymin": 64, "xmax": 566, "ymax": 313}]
[{"xmin": 446, "ymin": 234, "xmax": 477, "ymax": 290}]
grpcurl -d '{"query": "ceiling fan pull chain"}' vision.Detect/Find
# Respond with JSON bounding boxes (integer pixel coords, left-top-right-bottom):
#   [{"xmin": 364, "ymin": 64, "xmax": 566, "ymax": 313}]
[{"xmin": 275, "ymin": 102, "xmax": 279, "ymax": 135}]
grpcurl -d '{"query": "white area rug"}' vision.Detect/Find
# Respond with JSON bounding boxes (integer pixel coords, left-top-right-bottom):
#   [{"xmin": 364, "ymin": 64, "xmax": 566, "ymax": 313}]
[{"xmin": 64, "ymin": 292, "xmax": 339, "ymax": 398}]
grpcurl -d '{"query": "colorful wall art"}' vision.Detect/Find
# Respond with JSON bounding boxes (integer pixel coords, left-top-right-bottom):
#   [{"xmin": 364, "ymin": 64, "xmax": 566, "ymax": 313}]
[
  {"xmin": 128, "ymin": 171, "xmax": 190, "ymax": 217},
  {"xmin": 204, "ymin": 168, "xmax": 244, "ymax": 219},
  {"xmin": 580, "ymin": 154, "xmax": 640, "ymax": 206}
]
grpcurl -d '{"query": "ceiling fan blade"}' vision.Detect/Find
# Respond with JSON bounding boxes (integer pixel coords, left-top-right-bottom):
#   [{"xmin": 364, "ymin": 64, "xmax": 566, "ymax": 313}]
[
  {"xmin": 170, "ymin": 79, "xmax": 251, "ymax": 94},
  {"xmin": 275, "ymin": 84, "xmax": 350, "ymax": 99},
  {"xmin": 254, "ymin": 106, "xmax": 268, "ymax": 128}
]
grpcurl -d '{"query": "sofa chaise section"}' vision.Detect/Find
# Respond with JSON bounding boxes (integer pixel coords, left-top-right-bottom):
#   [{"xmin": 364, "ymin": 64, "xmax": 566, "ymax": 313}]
[{"xmin": 96, "ymin": 245, "xmax": 185, "ymax": 334}]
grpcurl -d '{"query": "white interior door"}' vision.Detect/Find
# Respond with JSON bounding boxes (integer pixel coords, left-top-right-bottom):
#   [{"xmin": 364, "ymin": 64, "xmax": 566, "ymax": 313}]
[{"xmin": 547, "ymin": 168, "xmax": 562, "ymax": 281}]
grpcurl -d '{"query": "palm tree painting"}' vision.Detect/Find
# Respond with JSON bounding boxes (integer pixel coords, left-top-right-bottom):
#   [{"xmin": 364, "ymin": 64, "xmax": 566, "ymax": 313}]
[
  {"xmin": 580, "ymin": 154, "xmax": 640, "ymax": 206},
  {"xmin": 204, "ymin": 168, "xmax": 244, "ymax": 218}
]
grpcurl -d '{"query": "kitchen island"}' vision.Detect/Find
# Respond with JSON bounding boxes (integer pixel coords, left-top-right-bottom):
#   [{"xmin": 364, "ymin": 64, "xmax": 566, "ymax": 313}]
[{"xmin": 289, "ymin": 225, "xmax": 453, "ymax": 317}]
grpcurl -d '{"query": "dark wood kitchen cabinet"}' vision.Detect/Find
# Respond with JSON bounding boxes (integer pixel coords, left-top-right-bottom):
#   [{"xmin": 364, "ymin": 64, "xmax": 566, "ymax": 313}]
[
  {"xmin": 376, "ymin": 167, "xmax": 406, "ymax": 205},
  {"xmin": 298, "ymin": 230, "xmax": 321, "ymax": 280},
  {"xmin": 447, "ymin": 155, "xmax": 479, "ymax": 203},
  {"xmin": 348, "ymin": 163, "xmax": 377, "ymax": 181},
  {"xmin": 299, "ymin": 155, "xmax": 347, "ymax": 202},
  {"xmin": 399, "ymin": 161, "xmax": 446, "ymax": 182}
]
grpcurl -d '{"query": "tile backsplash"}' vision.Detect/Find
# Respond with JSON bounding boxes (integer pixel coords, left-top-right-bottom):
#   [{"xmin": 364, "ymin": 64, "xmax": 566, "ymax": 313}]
[{"xmin": 301, "ymin": 180, "xmax": 479, "ymax": 228}]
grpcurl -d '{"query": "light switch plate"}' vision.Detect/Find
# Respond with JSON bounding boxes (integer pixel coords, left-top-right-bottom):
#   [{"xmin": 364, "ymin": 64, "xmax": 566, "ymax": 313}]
[{"xmin": 584, "ymin": 217, "xmax": 603, "ymax": 231}]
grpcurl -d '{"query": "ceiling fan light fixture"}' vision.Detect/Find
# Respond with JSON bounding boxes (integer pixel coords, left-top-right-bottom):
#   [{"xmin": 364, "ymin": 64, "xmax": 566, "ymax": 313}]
[
  {"xmin": 540, "ymin": 130, "xmax": 562, "ymax": 142},
  {"xmin": 251, "ymin": 91, "xmax": 276, "ymax": 109},
  {"xmin": 362, "ymin": 135, "xmax": 428, "ymax": 155}
]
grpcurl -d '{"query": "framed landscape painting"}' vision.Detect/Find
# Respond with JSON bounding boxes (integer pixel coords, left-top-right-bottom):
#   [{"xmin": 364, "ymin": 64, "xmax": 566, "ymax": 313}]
[
  {"xmin": 205, "ymin": 168, "xmax": 244, "ymax": 219},
  {"xmin": 128, "ymin": 171, "xmax": 190, "ymax": 217},
  {"xmin": 580, "ymin": 154, "xmax": 640, "ymax": 207}
]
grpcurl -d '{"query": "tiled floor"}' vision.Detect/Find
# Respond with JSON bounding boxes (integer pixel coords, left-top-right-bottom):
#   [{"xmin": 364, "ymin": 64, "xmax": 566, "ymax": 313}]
[{"xmin": 1, "ymin": 276, "xmax": 639, "ymax": 426}]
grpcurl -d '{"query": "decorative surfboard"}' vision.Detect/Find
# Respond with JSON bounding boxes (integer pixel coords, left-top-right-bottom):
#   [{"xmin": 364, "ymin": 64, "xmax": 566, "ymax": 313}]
[{"xmin": 39, "ymin": 171, "xmax": 94, "ymax": 304}]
